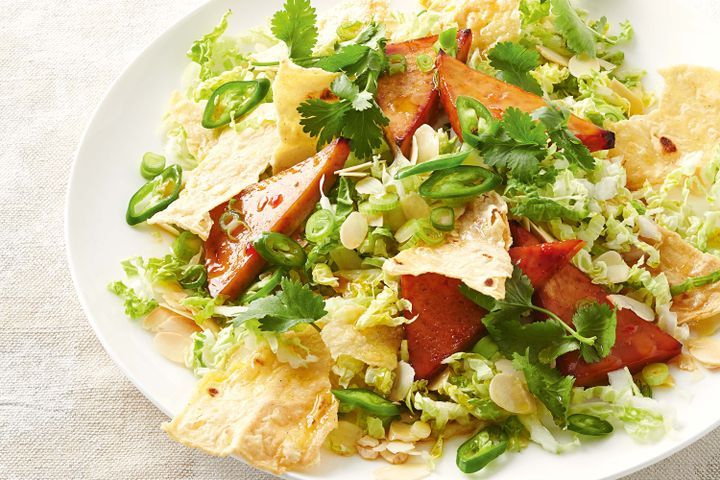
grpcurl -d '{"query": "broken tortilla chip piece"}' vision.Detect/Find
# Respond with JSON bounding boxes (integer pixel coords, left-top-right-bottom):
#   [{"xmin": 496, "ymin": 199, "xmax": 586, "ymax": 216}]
[
  {"xmin": 383, "ymin": 192, "xmax": 513, "ymax": 300},
  {"xmin": 654, "ymin": 227, "xmax": 720, "ymax": 326},
  {"xmin": 611, "ymin": 65, "xmax": 720, "ymax": 190},
  {"xmin": 162, "ymin": 327, "xmax": 338, "ymax": 474},
  {"xmin": 148, "ymin": 114, "xmax": 278, "ymax": 239},
  {"xmin": 164, "ymin": 90, "xmax": 221, "ymax": 163},
  {"xmin": 271, "ymin": 59, "xmax": 338, "ymax": 173}
]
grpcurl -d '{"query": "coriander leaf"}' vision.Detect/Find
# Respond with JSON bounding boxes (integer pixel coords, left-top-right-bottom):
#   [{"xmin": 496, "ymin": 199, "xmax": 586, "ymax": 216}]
[
  {"xmin": 352, "ymin": 91, "xmax": 374, "ymax": 111},
  {"xmin": 488, "ymin": 42, "xmax": 542, "ymax": 95},
  {"xmin": 538, "ymin": 337, "xmax": 580, "ymax": 364},
  {"xmin": 502, "ymin": 108, "xmax": 548, "ymax": 146},
  {"xmin": 271, "ymin": 0, "xmax": 318, "ymax": 62},
  {"xmin": 550, "ymin": 129, "xmax": 595, "ymax": 170},
  {"xmin": 331, "ymin": 74, "xmax": 359, "ymax": 100},
  {"xmin": 298, "ymin": 98, "xmax": 352, "ymax": 147},
  {"xmin": 482, "ymin": 142, "xmax": 543, "ymax": 182},
  {"xmin": 233, "ymin": 278, "xmax": 326, "ymax": 332},
  {"xmin": 550, "ymin": 0, "xmax": 596, "ymax": 57},
  {"xmin": 341, "ymin": 104, "xmax": 389, "ymax": 158},
  {"xmin": 535, "ymin": 105, "xmax": 595, "ymax": 171},
  {"xmin": 314, "ymin": 44, "xmax": 370, "ymax": 72},
  {"xmin": 497, "ymin": 266, "xmax": 535, "ymax": 310},
  {"xmin": 484, "ymin": 312, "xmax": 569, "ymax": 361},
  {"xmin": 513, "ymin": 352, "xmax": 575, "ymax": 425},
  {"xmin": 510, "ymin": 196, "xmax": 586, "ymax": 223},
  {"xmin": 459, "ymin": 283, "xmax": 497, "ymax": 311},
  {"xmin": 573, "ymin": 303, "xmax": 617, "ymax": 363}
]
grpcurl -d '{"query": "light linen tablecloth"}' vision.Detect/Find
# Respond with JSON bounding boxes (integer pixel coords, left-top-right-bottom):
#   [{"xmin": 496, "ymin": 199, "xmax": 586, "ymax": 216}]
[{"xmin": 1, "ymin": 1, "xmax": 719, "ymax": 479}]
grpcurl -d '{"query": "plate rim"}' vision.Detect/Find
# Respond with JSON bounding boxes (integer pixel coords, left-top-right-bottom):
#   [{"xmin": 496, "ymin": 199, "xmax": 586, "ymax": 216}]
[{"xmin": 64, "ymin": 1, "xmax": 720, "ymax": 479}]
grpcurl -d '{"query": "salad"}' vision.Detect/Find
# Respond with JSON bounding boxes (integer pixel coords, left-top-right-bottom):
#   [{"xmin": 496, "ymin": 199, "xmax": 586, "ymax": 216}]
[{"xmin": 110, "ymin": 0, "xmax": 720, "ymax": 477}]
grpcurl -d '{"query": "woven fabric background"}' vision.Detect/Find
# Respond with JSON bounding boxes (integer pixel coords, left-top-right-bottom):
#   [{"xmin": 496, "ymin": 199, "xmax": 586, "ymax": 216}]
[{"xmin": 1, "ymin": 1, "xmax": 719, "ymax": 479}]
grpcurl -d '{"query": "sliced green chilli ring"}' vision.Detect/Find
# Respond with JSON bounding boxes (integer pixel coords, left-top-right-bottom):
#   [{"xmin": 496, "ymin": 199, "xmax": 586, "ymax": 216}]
[
  {"xmin": 567, "ymin": 414, "xmax": 614, "ymax": 436},
  {"xmin": 126, "ymin": 164, "xmax": 182, "ymax": 226},
  {"xmin": 456, "ymin": 96, "xmax": 500, "ymax": 149},
  {"xmin": 202, "ymin": 79, "xmax": 271, "ymax": 129},
  {"xmin": 240, "ymin": 268, "xmax": 285, "ymax": 304},
  {"xmin": 178, "ymin": 265, "xmax": 207, "ymax": 290},
  {"xmin": 394, "ymin": 151, "xmax": 470, "ymax": 180},
  {"xmin": 331, "ymin": 388, "xmax": 401, "ymax": 417},
  {"xmin": 253, "ymin": 232, "xmax": 307, "ymax": 268},
  {"xmin": 456, "ymin": 429, "xmax": 508, "ymax": 474},
  {"xmin": 305, "ymin": 209, "xmax": 335, "ymax": 243},
  {"xmin": 419, "ymin": 165, "xmax": 501, "ymax": 199}
]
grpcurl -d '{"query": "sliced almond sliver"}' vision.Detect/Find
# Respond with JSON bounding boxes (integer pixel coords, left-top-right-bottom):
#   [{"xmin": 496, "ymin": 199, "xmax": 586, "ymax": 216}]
[
  {"xmin": 143, "ymin": 307, "xmax": 176, "ymax": 332},
  {"xmin": 687, "ymin": 337, "xmax": 720, "ymax": 368},
  {"xmin": 536, "ymin": 45, "xmax": 569, "ymax": 67},
  {"xmin": 154, "ymin": 332, "xmax": 192, "ymax": 364},
  {"xmin": 568, "ymin": 54, "xmax": 601, "ymax": 78},
  {"xmin": 157, "ymin": 316, "xmax": 201, "ymax": 336},
  {"xmin": 489, "ymin": 373, "xmax": 537, "ymax": 415},
  {"xmin": 609, "ymin": 79, "xmax": 645, "ymax": 116}
]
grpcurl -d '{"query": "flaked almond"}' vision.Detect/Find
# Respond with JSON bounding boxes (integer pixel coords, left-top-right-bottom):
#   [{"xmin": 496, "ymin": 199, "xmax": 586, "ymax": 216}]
[
  {"xmin": 340, "ymin": 211, "xmax": 368, "ymax": 249},
  {"xmin": 609, "ymin": 79, "xmax": 645, "ymax": 115},
  {"xmin": 356, "ymin": 176, "xmax": 385, "ymax": 195},
  {"xmin": 157, "ymin": 316, "xmax": 201, "ymax": 337},
  {"xmin": 536, "ymin": 45, "xmax": 569, "ymax": 66},
  {"xmin": 154, "ymin": 332, "xmax": 191, "ymax": 364},
  {"xmin": 388, "ymin": 421, "xmax": 431, "ymax": 442},
  {"xmin": 489, "ymin": 373, "xmax": 537, "ymax": 415},
  {"xmin": 687, "ymin": 337, "xmax": 720, "ymax": 368},
  {"xmin": 380, "ymin": 450, "xmax": 409, "ymax": 465},
  {"xmin": 568, "ymin": 54, "xmax": 601, "ymax": 78},
  {"xmin": 385, "ymin": 441, "xmax": 415, "ymax": 454},
  {"xmin": 412, "ymin": 124, "xmax": 440, "ymax": 165}
]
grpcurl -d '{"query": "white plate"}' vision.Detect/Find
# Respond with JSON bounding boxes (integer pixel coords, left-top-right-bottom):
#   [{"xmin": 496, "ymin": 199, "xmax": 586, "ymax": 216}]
[{"xmin": 66, "ymin": 1, "xmax": 720, "ymax": 478}]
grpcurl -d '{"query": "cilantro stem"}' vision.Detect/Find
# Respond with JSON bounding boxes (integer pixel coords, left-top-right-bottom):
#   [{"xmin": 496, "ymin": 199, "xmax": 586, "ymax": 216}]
[{"xmin": 532, "ymin": 306, "xmax": 596, "ymax": 346}]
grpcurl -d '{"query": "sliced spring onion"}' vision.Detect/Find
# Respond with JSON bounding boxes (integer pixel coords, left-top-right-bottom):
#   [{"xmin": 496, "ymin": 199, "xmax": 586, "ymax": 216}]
[
  {"xmin": 240, "ymin": 269, "xmax": 284, "ymax": 304},
  {"xmin": 202, "ymin": 79, "xmax": 271, "ymax": 129},
  {"xmin": 641, "ymin": 363, "xmax": 669, "ymax": 387},
  {"xmin": 178, "ymin": 265, "xmax": 207, "ymax": 290},
  {"xmin": 567, "ymin": 414, "xmax": 614, "ymax": 436},
  {"xmin": 419, "ymin": 165, "xmax": 501, "ymax": 199},
  {"xmin": 670, "ymin": 268, "xmax": 720, "ymax": 295},
  {"xmin": 415, "ymin": 218, "xmax": 444, "ymax": 245},
  {"xmin": 253, "ymin": 232, "xmax": 306, "ymax": 268},
  {"xmin": 331, "ymin": 388, "xmax": 400, "ymax": 417},
  {"xmin": 305, "ymin": 209, "xmax": 335, "ymax": 243},
  {"xmin": 430, "ymin": 206, "xmax": 455, "ymax": 231},
  {"xmin": 456, "ymin": 428, "xmax": 507, "ymax": 474},
  {"xmin": 394, "ymin": 151, "xmax": 470, "ymax": 180},
  {"xmin": 172, "ymin": 231, "xmax": 203, "ymax": 262},
  {"xmin": 368, "ymin": 192, "xmax": 400, "ymax": 212},
  {"xmin": 416, "ymin": 53, "xmax": 434, "ymax": 73},
  {"xmin": 456, "ymin": 96, "xmax": 500, "ymax": 149},
  {"xmin": 218, "ymin": 200, "xmax": 248, "ymax": 241},
  {"xmin": 437, "ymin": 27, "xmax": 458, "ymax": 57},
  {"xmin": 126, "ymin": 164, "xmax": 182, "ymax": 226},
  {"xmin": 140, "ymin": 152, "xmax": 166, "ymax": 180},
  {"xmin": 387, "ymin": 53, "xmax": 407, "ymax": 75}
]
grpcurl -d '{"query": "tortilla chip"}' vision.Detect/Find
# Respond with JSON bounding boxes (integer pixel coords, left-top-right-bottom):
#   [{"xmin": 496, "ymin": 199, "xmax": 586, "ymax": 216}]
[
  {"xmin": 163, "ymin": 327, "xmax": 338, "ymax": 474},
  {"xmin": 165, "ymin": 91, "xmax": 221, "ymax": 162},
  {"xmin": 420, "ymin": 0, "xmax": 520, "ymax": 50},
  {"xmin": 271, "ymin": 60, "xmax": 338, "ymax": 173},
  {"xmin": 148, "ymin": 115, "xmax": 278, "ymax": 239},
  {"xmin": 320, "ymin": 299, "xmax": 402, "ymax": 370},
  {"xmin": 654, "ymin": 227, "xmax": 720, "ymax": 325},
  {"xmin": 383, "ymin": 192, "xmax": 513, "ymax": 299},
  {"xmin": 611, "ymin": 65, "xmax": 720, "ymax": 190}
]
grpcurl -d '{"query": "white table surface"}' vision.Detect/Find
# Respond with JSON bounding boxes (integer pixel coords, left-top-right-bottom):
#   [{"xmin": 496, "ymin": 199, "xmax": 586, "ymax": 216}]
[{"xmin": 1, "ymin": 0, "xmax": 719, "ymax": 478}]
